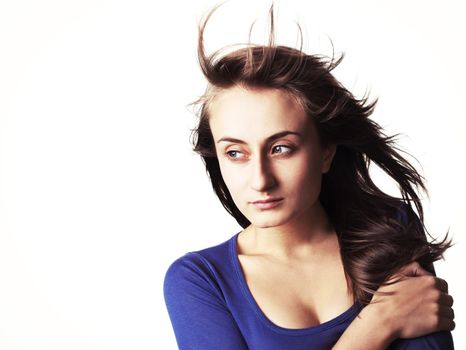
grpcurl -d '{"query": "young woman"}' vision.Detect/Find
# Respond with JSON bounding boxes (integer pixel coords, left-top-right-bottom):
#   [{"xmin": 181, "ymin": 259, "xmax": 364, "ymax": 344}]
[{"xmin": 164, "ymin": 5, "xmax": 455, "ymax": 349}]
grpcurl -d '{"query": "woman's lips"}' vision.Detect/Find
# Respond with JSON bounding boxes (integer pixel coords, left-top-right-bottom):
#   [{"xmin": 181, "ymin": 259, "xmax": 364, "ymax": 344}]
[{"xmin": 251, "ymin": 198, "xmax": 283, "ymax": 210}]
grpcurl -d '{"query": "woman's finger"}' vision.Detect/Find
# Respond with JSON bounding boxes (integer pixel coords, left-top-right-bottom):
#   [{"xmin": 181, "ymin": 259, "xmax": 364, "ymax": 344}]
[
  {"xmin": 434, "ymin": 277, "xmax": 449, "ymax": 293},
  {"xmin": 438, "ymin": 305, "xmax": 455, "ymax": 320},
  {"xmin": 438, "ymin": 316, "xmax": 456, "ymax": 332},
  {"xmin": 438, "ymin": 292, "xmax": 454, "ymax": 307}
]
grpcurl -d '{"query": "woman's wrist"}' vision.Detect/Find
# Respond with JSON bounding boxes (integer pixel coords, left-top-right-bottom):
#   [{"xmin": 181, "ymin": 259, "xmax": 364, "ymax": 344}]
[
  {"xmin": 362, "ymin": 301, "xmax": 398, "ymax": 345},
  {"xmin": 332, "ymin": 303, "xmax": 396, "ymax": 350}
]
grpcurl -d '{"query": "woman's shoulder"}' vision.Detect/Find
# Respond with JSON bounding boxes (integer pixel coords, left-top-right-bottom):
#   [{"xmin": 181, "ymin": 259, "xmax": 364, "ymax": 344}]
[
  {"xmin": 167, "ymin": 231, "xmax": 237, "ymax": 265},
  {"xmin": 164, "ymin": 232, "xmax": 239, "ymax": 288}
]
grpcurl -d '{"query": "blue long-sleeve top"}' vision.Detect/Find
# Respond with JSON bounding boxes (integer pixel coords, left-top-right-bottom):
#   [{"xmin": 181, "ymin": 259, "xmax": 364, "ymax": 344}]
[{"xmin": 163, "ymin": 232, "xmax": 453, "ymax": 349}]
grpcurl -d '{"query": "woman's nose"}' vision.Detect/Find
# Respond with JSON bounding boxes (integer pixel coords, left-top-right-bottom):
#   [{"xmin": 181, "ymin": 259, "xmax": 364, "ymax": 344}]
[{"xmin": 249, "ymin": 153, "xmax": 276, "ymax": 192}]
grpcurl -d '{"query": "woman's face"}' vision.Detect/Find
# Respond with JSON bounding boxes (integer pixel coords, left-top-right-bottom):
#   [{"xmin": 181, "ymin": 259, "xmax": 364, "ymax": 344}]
[{"xmin": 208, "ymin": 86, "xmax": 335, "ymax": 228}]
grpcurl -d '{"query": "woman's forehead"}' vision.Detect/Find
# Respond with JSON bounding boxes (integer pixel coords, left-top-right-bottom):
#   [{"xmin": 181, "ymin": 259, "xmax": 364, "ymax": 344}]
[{"xmin": 208, "ymin": 86, "xmax": 311, "ymax": 139}]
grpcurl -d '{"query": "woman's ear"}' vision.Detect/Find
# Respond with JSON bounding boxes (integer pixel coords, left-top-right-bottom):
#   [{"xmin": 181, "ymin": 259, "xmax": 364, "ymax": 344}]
[{"xmin": 321, "ymin": 143, "xmax": 337, "ymax": 174}]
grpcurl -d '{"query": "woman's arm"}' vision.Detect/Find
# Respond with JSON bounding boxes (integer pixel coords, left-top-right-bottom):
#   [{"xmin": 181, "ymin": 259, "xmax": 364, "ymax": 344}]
[
  {"xmin": 163, "ymin": 253, "xmax": 249, "ymax": 350},
  {"xmin": 332, "ymin": 262, "xmax": 455, "ymax": 350}
]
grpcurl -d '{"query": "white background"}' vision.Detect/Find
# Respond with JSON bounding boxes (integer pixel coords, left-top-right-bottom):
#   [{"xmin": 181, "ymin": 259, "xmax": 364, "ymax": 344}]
[{"xmin": 1, "ymin": 0, "xmax": 464, "ymax": 349}]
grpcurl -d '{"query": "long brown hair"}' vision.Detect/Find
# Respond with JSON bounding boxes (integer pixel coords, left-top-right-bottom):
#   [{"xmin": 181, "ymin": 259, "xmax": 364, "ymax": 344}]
[{"xmin": 190, "ymin": 4, "xmax": 451, "ymax": 305}]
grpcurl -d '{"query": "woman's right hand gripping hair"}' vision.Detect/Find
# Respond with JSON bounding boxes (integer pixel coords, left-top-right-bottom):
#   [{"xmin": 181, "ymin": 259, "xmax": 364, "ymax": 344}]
[{"xmin": 333, "ymin": 261, "xmax": 455, "ymax": 349}]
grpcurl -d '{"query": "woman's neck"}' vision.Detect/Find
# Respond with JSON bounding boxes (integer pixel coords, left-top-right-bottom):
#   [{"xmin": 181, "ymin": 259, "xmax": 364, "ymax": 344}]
[{"xmin": 240, "ymin": 202, "xmax": 338, "ymax": 263}]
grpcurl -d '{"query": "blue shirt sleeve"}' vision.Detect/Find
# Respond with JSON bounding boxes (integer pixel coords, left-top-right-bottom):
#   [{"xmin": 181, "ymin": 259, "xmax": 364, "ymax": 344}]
[
  {"xmin": 388, "ymin": 331, "xmax": 454, "ymax": 349},
  {"xmin": 163, "ymin": 253, "xmax": 249, "ymax": 350}
]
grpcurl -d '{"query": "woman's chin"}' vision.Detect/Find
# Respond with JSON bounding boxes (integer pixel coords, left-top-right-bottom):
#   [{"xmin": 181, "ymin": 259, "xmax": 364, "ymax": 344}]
[{"xmin": 247, "ymin": 213, "xmax": 292, "ymax": 229}]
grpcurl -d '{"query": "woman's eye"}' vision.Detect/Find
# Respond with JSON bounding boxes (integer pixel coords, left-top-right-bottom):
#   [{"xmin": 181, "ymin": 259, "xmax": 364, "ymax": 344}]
[
  {"xmin": 272, "ymin": 145, "xmax": 292, "ymax": 154},
  {"xmin": 225, "ymin": 150, "xmax": 243, "ymax": 159}
]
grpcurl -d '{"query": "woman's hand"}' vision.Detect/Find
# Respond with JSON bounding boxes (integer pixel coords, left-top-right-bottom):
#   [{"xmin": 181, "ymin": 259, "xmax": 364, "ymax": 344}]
[
  {"xmin": 370, "ymin": 261, "xmax": 455, "ymax": 340},
  {"xmin": 332, "ymin": 261, "xmax": 455, "ymax": 350}
]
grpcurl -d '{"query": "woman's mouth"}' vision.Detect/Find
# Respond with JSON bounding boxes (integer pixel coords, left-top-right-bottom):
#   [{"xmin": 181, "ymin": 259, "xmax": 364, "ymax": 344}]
[{"xmin": 251, "ymin": 198, "xmax": 283, "ymax": 210}]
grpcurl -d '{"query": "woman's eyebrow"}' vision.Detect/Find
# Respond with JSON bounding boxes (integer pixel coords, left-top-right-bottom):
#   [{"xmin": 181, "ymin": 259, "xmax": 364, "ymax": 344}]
[{"xmin": 217, "ymin": 130, "xmax": 302, "ymax": 144}]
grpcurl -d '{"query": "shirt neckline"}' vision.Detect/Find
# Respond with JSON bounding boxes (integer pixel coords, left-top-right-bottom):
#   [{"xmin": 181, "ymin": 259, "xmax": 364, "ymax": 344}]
[{"xmin": 229, "ymin": 231, "xmax": 361, "ymax": 335}]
